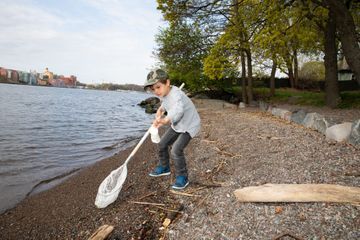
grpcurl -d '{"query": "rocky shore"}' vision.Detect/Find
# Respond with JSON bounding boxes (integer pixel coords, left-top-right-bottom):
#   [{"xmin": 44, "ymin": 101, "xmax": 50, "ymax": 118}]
[{"xmin": 0, "ymin": 99, "xmax": 359, "ymax": 239}]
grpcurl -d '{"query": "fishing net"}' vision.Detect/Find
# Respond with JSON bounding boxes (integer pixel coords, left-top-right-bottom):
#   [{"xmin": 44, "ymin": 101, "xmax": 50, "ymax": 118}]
[
  {"xmin": 95, "ymin": 126, "xmax": 159, "ymax": 208},
  {"xmin": 95, "ymin": 164, "xmax": 128, "ymax": 208}
]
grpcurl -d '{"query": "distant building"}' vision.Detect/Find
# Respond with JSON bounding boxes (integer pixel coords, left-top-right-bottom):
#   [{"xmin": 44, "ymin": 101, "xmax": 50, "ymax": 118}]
[
  {"xmin": 0, "ymin": 67, "xmax": 7, "ymax": 82},
  {"xmin": 9, "ymin": 70, "xmax": 19, "ymax": 83},
  {"xmin": 337, "ymin": 57, "xmax": 359, "ymax": 90},
  {"xmin": 59, "ymin": 75, "xmax": 77, "ymax": 87},
  {"xmin": 0, "ymin": 68, "xmax": 20, "ymax": 83},
  {"xmin": 37, "ymin": 67, "xmax": 53, "ymax": 86},
  {"xmin": 43, "ymin": 67, "xmax": 54, "ymax": 81},
  {"xmin": 29, "ymin": 71, "xmax": 37, "ymax": 85},
  {"xmin": 0, "ymin": 66, "xmax": 77, "ymax": 87},
  {"xmin": 48, "ymin": 73, "xmax": 76, "ymax": 87},
  {"xmin": 338, "ymin": 57, "xmax": 354, "ymax": 81},
  {"xmin": 19, "ymin": 71, "xmax": 30, "ymax": 84}
]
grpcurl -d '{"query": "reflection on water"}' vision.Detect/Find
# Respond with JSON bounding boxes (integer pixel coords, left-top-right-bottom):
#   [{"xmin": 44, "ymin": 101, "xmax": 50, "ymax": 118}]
[{"xmin": 0, "ymin": 84, "xmax": 153, "ymax": 213}]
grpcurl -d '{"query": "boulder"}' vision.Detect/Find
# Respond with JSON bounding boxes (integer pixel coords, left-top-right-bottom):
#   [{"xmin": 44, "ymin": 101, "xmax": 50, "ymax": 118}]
[
  {"xmin": 138, "ymin": 97, "xmax": 160, "ymax": 114},
  {"xmin": 302, "ymin": 113, "xmax": 336, "ymax": 134},
  {"xmin": 238, "ymin": 102, "xmax": 246, "ymax": 108},
  {"xmin": 271, "ymin": 108, "xmax": 292, "ymax": 121},
  {"xmin": 291, "ymin": 109, "xmax": 307, "ymax": 125},
  {"xmin": 138, "ymin": 97, "xmax": 160, "ymax": 107},
  {"xmin": 283, "ymin": 111, "xmax": 292, "ymax": 122},
  {"xmin": 349, "ymin": 120, "xmax": 360, "ymax": 145},
  {"xmin": 249, "ymin": 101, "xmax": 259, "ymax": 107},
  {"xmin": 259, "ymin": 101, "xmax": 269, "ymax": 111},
  {"xmin": 145, "ymin": 104, "xmax": 160, "ymax": 114},
  {"xmin": 325, "ymin": 122, "xmax": 352, "ymax": 142}
]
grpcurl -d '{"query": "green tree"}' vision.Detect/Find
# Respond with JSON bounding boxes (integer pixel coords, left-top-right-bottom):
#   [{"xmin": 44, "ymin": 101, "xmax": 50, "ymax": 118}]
[
  {"xmin": 155, "ymin": 21, "xmax": 211, "ymax": 91},
  {"xmin": 203, "ymin": 29, "xmax": 239, "ymax": 87},
  {"xmin": 254, "ymin": 1, "xmax": 323, "ymax": 87}
]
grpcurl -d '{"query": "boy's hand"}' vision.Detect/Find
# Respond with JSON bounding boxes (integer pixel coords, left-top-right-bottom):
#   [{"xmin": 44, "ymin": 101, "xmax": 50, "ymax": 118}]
[
  {"xmin": 153, "ymin": 117, "xmax": 170, "ymax": 128},
  {"xmin": 156, "ymin": 107, "xmax": 164, "ymax": 120}
]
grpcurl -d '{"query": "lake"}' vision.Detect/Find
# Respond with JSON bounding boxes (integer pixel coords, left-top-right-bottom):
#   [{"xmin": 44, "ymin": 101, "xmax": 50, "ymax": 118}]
[{"xmin": 0, "ymin": 84, "xmax": 153, "ymax": 213}]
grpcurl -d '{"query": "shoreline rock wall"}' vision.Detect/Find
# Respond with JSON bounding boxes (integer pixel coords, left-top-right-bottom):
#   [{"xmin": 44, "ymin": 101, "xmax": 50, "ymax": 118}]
[{"xmin": 258, "ymin": 100, "xmax": 360, "ymax": 146}]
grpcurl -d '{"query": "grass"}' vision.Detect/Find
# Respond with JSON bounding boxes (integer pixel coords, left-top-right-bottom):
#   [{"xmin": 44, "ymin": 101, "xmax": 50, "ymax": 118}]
[
  {"xmin": 225, "ymin": 86, "xmax": 360, "ymax": 109},
  {"xmin": 269, "ymin": 88, "xmax": 325, "ymax": 107},
  {"xmin": 338, "ymin": 91, "xmax": 360, "ymax": 108}
]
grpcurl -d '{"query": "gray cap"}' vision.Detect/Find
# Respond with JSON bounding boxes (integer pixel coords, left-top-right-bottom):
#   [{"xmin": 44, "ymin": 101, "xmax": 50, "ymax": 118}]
[{"xmin": 144, "ymin": 69, "xmax": 169, "ymax": 89}]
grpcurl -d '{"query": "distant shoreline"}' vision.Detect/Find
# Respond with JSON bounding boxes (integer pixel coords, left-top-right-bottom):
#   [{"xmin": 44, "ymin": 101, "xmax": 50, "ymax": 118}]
[{"xmin": 0, "ymin": 81, "xmax": 146, "ymax": 92}]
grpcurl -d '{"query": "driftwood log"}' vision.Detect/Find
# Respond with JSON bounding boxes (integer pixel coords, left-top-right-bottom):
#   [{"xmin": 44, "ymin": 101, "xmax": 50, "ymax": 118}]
[
  {"xmin": 234, "ymin": 184, "xmax": 360, "ymax": 205},
  {"xmin": 89, "ymin": 225, "xmax": 114, "ymax": 240}
]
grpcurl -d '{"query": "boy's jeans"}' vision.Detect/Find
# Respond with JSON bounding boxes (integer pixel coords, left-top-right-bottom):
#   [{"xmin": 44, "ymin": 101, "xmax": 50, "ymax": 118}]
[{"xmin": 158, "ymin": 127, "xmax": 191, "ymax": 177}]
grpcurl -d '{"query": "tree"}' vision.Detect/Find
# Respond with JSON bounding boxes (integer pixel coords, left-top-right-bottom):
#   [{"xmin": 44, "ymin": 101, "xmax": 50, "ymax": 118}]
[
  {"xmin": 323, "ymin": 8, "xmax": 340, "ymax": 107},
  {"xmin": 324, "ymin": 0, "xmax": 360, "ymax": 84},
  {"xmin": 155, "ymin": 21, "xmax": 210, "ymax": 91},
  {"xmin": 255, "ymin": 1, "xmax": 323, "ymax": 89},
  {"xmin": 299, "ymin": 0, "xmax": 359, "ymax": 85},
  {"xmin": 297, "ymin": 0, "xmax": 347, "ymax": 107},
  {"xmin": 203, "ymin": 30, "xmax": 240, "ymax": 88}
]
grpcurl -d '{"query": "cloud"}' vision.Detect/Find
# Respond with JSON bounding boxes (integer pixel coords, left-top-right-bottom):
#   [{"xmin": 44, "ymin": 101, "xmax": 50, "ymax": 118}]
[
  {"xmin": 0, "ymin": 1, "xmax": 62, "ymax": 42},
  {"xmin": 0, "ymin": 0, "xmax": 164, "ymax": 85}
]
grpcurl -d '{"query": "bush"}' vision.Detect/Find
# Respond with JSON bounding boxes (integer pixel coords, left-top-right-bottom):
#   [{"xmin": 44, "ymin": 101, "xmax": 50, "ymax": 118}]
[{"xmin": 299, "ymin": 61, "xmax": 325, "ymax": 81}]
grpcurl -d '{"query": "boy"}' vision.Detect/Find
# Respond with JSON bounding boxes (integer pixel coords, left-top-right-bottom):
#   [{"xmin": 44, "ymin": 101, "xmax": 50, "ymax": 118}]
[{"xmin": 144, "ymin": 69, "xmax": 201, "ymax": 190}]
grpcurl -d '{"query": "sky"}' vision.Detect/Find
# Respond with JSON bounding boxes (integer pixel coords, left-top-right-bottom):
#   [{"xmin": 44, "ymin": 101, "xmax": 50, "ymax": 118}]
[{"xmin": 0, "ymin": 0, "xmax": 166, "ymax": 85}]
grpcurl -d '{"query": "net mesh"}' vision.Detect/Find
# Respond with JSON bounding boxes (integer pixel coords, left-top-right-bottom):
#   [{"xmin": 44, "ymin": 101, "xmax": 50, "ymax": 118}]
[{"xmin": 95, "ymin": 165, "xmax": 127, "ymax": 208}]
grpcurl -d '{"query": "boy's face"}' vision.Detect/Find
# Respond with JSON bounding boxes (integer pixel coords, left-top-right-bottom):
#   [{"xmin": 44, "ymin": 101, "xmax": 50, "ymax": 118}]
[{"xmin": 150, "ymin": 80, "xmax": 170, "ymax": 97}]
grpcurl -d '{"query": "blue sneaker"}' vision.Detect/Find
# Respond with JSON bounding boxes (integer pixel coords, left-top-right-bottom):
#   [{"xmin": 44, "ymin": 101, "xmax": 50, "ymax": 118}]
[
  {"xmin": 172, "ymin": 176, "xmax": 189, "ymax": 190},
  {"xmin": 149, "ymin": 165, "xmax": 170, "ymax": 177}
]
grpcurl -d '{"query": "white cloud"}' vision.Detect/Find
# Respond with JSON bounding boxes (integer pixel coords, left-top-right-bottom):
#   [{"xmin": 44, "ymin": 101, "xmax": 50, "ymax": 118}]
[
  {"xmin": 0, "ymin": 2, "xmax": 62, "ymax": 42},
  {"xmin": 0, "ymin": 0, "xmax": 164, "ymax": 85}
]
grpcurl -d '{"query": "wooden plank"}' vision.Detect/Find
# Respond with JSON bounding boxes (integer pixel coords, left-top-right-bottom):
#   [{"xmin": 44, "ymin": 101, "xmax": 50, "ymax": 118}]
[
  {"xmin": 89, "ymin": 225, "xmax": 114, "ymax": 240},
  {"xmin": 234, "ymin": 184, "xmax": 360, "ymax": 204}
]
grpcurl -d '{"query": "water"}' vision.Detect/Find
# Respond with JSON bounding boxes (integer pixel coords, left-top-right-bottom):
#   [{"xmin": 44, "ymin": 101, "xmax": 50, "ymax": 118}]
[{"xmin": 0, "ymin": 84, "xmax": 153, "ymax": 213}]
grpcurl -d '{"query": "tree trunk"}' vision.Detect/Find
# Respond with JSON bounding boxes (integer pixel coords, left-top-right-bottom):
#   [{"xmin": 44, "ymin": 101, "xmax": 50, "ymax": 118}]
[
  {"xmin": 270, "ymin": 57, "xmax": 277, "ymax": 97},
  {"xmin": 287, "ymin": 61, "xmax": 295, "ymax": 88},
  {"xmin": 234, "ymin": 0, "xmax": 248, "ymax": 103},
  {"xmin": 324, "ymin": 9, "xmax": 341, "ymax": 108},
  {"xmin": 283, "ymin": 53, "xmax": 295, "ymax": 88},
  {"xmin": 326, "ymin": 0, "xmax": 360, "ymax": 85},
  {"xmin": 293, "ymin": 49, "xmax": 299, "ymax": 88},
  {"xmin": 241, "ymin": 51, "xmax": 248, "ymax": 103},
  {"xmin": 245, "ymin": 49, "xmax": 253, "ymax": 103}
]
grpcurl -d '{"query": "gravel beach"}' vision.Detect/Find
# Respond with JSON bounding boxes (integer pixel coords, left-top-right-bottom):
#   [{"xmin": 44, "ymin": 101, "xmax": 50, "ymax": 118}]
[{"xmin": 0, "ymin": 99, "xmax": 359, "ymax": 239}]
